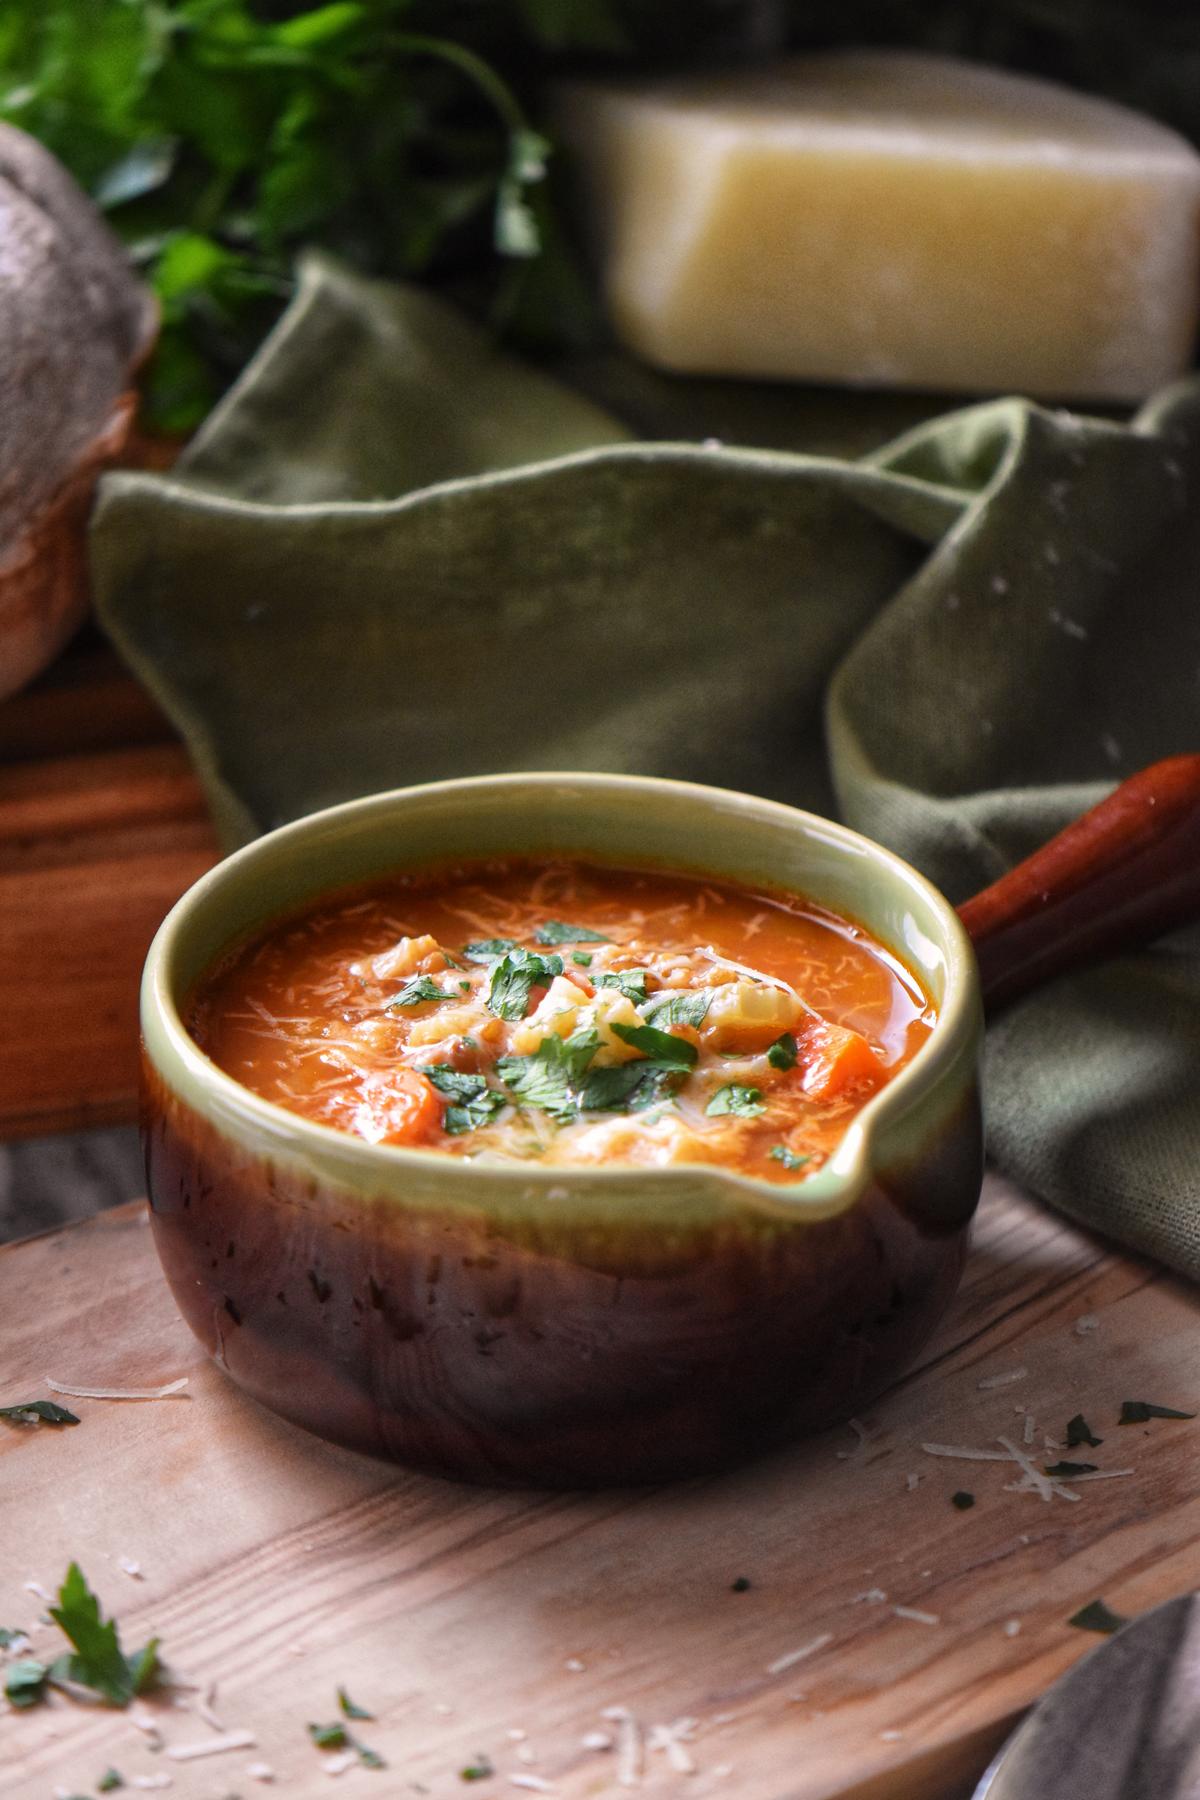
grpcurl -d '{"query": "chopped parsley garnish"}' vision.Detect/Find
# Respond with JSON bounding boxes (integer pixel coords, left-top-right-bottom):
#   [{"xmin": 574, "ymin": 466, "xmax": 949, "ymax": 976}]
[
  {"xmin": 951, "ymin": 1490, "xmax": 975, "ymax": 1510},
  {"xmin": 6, "ymin": 1563, "xmax": 162, "ymax": 1709},
  {"xmin": 706, "ymin": 1083, "xmax": 765, "ymax": 1118},
  {"xmin": 445, "ymin": 1092, "xmax": 508, "ymax": 1135},
  {"xmin": 769, "ymin": 1145, "xmax": 810, "ymax": 1171},
  {"xmin": 642, "ymin": 989, "xmax": 711, "ymax": 1030},
  {"xmin": 1045, "ymin": 1461, "xmax": 1098, "ymax": 1477},
  {"xmin": 386, "ymin": 975, "xmax": 449, "ymax": 1008},
  {"xmin": 766, "ymin": 1032, "xmax": 798, "ymax": 1071},
  {"xmin": 594, "ymin": 969, "xmax": 650, "ymax": 1004},
  {"xmin": 424, "ymin": 1067, "xmax": 507, "ymax": 1135},
  {"xmin": 460, "ymin": 1755, "xmax": 495, "ymax": 1781},
  {"xmin": 1066, "ymin": 1413, "xmax": 1103, "ymax": 1448},
  {"xmin": 730, "ymin": 1576, "xmax": 752, "ymax": 1592},
  {"xmin": 571, "ymin": 951, "xmax": 594, "ymax": 968},
  {"xmin": 610, "ymin": 1021, "xmax": 698, "ymax": 1067},
  {"xmin": 338, "ymin": 1686, "xmax": 375, "ymax": 1720},
  {"xmin": 4, "ymin": 1658, "xmax": 49, "ymax": 1709},
  {"xmin": 0, "ymin": 1399, "xmax": 79, "ymax": 1426},
  {"xmin": 486, "ymin": 948, "xmax": 564, "ymax": 1019},
  {"xmin": 534, "ymin": 921, "xmax": 613, "ymax": 945},
  {"xmin": 1119, "ymin": 1400, "xmax": 1195, "ymax": 1423},
  {"xmin": 458, "ymin": 980, "xmax": 472, "ymax": 993},
  {"xmin": 462, "ymin": 938, "xmax": 517, "ymax": 965},
  {"xmin": 1069, "ymin": 1599, "xmax": 1127, "ymax": 1635},
  {"xmin": 579, "ymin": 1060, "xmax": 683, "ymax": 1114},
  {"xmin": 496, "ymin": 1030, "xmax": 600, "ymax": 1122},
  {"xmin": 97, "ymin": 1773, "xmax": 124, "ymax": 1793}
]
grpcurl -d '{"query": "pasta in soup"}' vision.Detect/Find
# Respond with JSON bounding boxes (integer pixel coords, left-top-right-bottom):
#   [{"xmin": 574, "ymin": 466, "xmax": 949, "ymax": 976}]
[{"xmin": 189, "ymin": 859, "xmax": 935, "ymax": 1181}]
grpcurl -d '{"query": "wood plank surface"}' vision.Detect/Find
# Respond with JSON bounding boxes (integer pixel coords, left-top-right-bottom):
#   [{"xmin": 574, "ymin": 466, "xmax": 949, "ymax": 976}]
[
  {"xmin": 0, "ymin": 639, "xmax": 218, "ymax": 1138},
  {"xmin": 3, "ymin": 1173, "xmax": 1198, "ymax": 1799}
]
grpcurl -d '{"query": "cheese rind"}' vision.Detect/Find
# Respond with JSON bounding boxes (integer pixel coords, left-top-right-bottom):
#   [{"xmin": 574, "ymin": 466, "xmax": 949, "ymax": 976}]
[{"xmin": 560, "ymin": 53, "xmax": 1200, "ymax": 401}]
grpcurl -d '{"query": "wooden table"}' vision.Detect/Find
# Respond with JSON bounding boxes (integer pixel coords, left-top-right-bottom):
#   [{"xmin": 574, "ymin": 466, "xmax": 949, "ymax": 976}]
[
  {"xmin": 4, "ymin": 1174, "xmax": 1199, "ymax": 1799},
  {"xmin": 0, "ymin": 634, "xmax": 218, "ymax": 1139}
]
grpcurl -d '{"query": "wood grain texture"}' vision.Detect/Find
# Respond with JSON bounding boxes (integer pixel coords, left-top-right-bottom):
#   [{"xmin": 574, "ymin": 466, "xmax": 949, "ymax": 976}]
[
  {"xmin": 0, "ymin": 641, "xmax": 217, "ymax": 1138},
  {"xmin": 2, "ymin": 1174, "xmax": 1198, "ymax": 1799}
]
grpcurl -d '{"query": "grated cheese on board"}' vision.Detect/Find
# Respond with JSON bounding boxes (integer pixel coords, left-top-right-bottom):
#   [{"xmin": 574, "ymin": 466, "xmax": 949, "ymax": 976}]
[
  {"xmin": 767, "ymin": 1632, "xmax": 833, "ymax": 1674},
  {"xmin": 46, "ymin": 1375, "xmax": 189, "ymax": 1401}
]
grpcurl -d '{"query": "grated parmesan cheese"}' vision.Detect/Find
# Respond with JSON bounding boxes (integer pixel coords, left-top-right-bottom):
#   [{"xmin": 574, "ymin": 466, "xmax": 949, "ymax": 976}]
[
  {"xmin": 246, "ymin": 1765, "xmax": 276, "ymax": 1783},
  {"xmin": 648, "ymin": 1718, "xmax": 697, "ymax": 1776},
  {"xmin": 851, "ymin": 1589, "xmax": 888, "ymax": 1605},
  {"xmin": 580, "ymin": 1730, "xmax": 613, "ymax": 1752},
  {"xmin": 767, "ymin": 1633, "xmax": 833, "ymax": 1674},
  {"xmin": 835, "ymin": 1417, "xmax": 871, "ymax": 1459},
  {"xmin": 118, "ymin": 1556, "xmax": 145, "ymax": 1580},
  {"xmin": 603, "ymin": 1708, "xmax": 643, "ymax": 1789},
  {"xmin": 1004, "ymin": 1619, "xmax": 1022, "ymax": 1637},
  {"xmin": 880, "ymin": 1729, "xmax": 904, "ymax": 1742},
  {"xmin": 167, "ymin": 1729, "xmax": 257, "ymax": 1761},
  {"xmin": 22, "ymin": 1579, "xmax": 49, "ymax": 1600},
  {"xmin": 905, "ymin": 1473, "xmax": 920, "ymax": 1491},
  {"xmin": 1023, "ymin": 1413, "xmax": 1036, "ymax": 1446},
  {"xmin": 1074, "ymin": 1314, "xmax": 1100, "ymax": 1335},
  {"xmin": 997, "ymin": 1435, "xmax": 1055, "ymax": 1501},
  {"xmin": 977, "ymin": 1369, "xmax": 1028, "ymax": 1391},
  {"xmin": 564, "ymin": 1657, "xmax": 586, "ymax": 1672},
  {"xmin": 893, "ymin": 1606, "xmax": 940, "ymax": 1626},
  {"xmin": 46, "ymin": 1375, "xmax": 189, "ymax": 1401},
  {"xmin": 322, "ymin": 1750, "xmax": 358, "ymax": 1776},
  {"xmin": 509, "ymin": 1777, "xmax": 554, "ymax": 1792}
]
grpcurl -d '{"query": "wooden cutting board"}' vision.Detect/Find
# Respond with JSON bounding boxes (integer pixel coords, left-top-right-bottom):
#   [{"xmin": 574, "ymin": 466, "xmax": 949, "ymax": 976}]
[{"xmin": 3, "ymin": 1173, "xmax": 1198, "ymax": 1800}]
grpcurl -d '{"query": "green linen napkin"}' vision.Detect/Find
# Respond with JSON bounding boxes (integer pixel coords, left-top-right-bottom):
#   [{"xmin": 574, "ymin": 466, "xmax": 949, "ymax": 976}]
[{"xmin": 92, "ymin": 253, "xmax": 1200, "ymax": 1279}]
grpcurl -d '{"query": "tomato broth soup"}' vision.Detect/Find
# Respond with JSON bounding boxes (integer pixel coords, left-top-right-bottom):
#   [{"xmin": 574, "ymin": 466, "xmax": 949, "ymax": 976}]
[{"xmin": 190, "ymin": 860, "xmax": 935, "ymax": 1181}]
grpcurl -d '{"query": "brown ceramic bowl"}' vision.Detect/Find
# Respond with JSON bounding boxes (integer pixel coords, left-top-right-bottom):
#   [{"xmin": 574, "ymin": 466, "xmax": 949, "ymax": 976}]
[{"xmin": 140, "ymin": 772, "xmax": 983, "ymax": 1487}]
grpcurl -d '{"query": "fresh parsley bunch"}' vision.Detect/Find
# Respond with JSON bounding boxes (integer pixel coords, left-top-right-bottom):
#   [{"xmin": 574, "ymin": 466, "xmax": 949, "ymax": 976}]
[{"xmin": 0, "ymin": 0, "xmax": 632, "ymax": 430}]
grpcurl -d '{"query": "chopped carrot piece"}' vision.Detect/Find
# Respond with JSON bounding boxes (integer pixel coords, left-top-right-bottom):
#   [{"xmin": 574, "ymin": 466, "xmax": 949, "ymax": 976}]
[
  {"xmin": 795, "ymin": 1016, "xmax": 882, "ymax": 1101},
  {"xmin": 355, "ymin": 1068, "xmax": 443, "ymax": 1146}
]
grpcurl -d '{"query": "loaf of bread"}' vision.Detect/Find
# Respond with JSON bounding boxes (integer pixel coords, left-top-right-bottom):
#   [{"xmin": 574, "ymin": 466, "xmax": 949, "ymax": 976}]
[{"xmin": 0, "ymin": 123, "xmax": 156, "ymax": 700}]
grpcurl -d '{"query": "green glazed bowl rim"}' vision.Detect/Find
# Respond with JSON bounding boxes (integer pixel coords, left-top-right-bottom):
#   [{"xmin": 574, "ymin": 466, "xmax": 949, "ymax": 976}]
[{"xmin": 141, "ymin": 771, "xmax": 982, "ymax": 1223}]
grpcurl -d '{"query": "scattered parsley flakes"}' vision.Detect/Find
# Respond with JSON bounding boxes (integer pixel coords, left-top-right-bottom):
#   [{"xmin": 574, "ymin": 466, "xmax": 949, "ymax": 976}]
[
  {"xmin": 0, "ymin": 1399, "xmax": 79, "ymax": 1426},
  {"xmin": 706, "ymin": 1083, "xmax": 765, "ymax": 1118},
  {"xmin": 462, "ymin": 938, "xmax": 517, "ymax": 965},
  {"xmin": 425, "ymin": 1066, "xmax": 488, "ymax": 1102},
  {"xmin": 46, "ymin": 1562, "xmax": 159, "ymax": 1707},
  {"xmin": 769, "ymin": 1145, "xmax": 810, "ymax": 1171},
  {"xmin": 1045, "ymin": 1460, "xmax": 1098, "ymax": 1477},
  {"xmin": 571, "ymin": 951, "xmax": 594, "ymax": 968},
  {"xmin": 731, "ymin": 1576, "xmax": 752, "ymax": 1592},
  {"xmin": 951, "ymin": 1490, "xmax": 975, "ymax": 1510},
  {"xmin": 1066, "ymin": 1413, "xmax": 1103, "ymax": 1448},
  {"xmin": 338, "ymin": 1685, "xmax": 375, "ymax": 1721},
  {"xmin": 1069, "ymin": 1599, "xmax": 1127, "ymax": 1635},
  {"xmin": 308, "ymin": 1715, "xmax": 385, "ymax": 1768},
  {"xmin": 486, "ymin": 948, "xmax": 564, "ymax": 1020},
  {"xmin": 460, "ymin": 1755, "xmax": 495, "ymax": 1781},
  {"xmin": 642, "ymin": 989, "xmax": 711, "ymax": 1029},
  {"xmin": 610, "ymin": 1021, "xmax": 698, "ymax": 1067},
  {"xmin": 4, "ymin": 1657, "xmax": 48, "ymax": 1708},
  {"xmin": 386, "ymin": 975, "xmax": 450, "ymax": 1008},
  {"xmin": 98, "ymin": 1772, "xmax": 124, "ymax": 1793},
  {"xmin": 1119, "ymin": 1400, "xmax": 1195, "ymax": 1424},
  {"xmin": 309, "ymin": 1723, "xmax": 348, "ymax": 1750},
  {"xmin": 594, "ymin": 969, "xmax": 649, "ymax": 1004},
  {"xmin": 766, "ymin": 1032, "xmax": 798, "ymax": 1071},
  {"xmin": 534, "ymin": 921, "xmax": 612, "ymax": 945}
]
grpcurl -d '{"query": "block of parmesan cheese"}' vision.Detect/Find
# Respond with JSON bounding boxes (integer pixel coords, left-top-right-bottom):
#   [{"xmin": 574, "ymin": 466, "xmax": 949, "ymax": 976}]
[{"xmin": 558, "ymin": 52, "xmax": 1200, "ymax": 401}]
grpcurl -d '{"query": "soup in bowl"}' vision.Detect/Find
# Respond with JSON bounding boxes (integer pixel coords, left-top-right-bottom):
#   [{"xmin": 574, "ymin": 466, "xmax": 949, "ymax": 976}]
[{"xmin": 141, "ymin": 773, "xmax": 983, "ymax": 1485}]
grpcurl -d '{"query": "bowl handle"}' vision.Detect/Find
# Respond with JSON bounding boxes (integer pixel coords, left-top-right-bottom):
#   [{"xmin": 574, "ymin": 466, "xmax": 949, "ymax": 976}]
[{"xmin": 957, "ymin": 755, "xmax": 1200, "ymax": 1012}]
